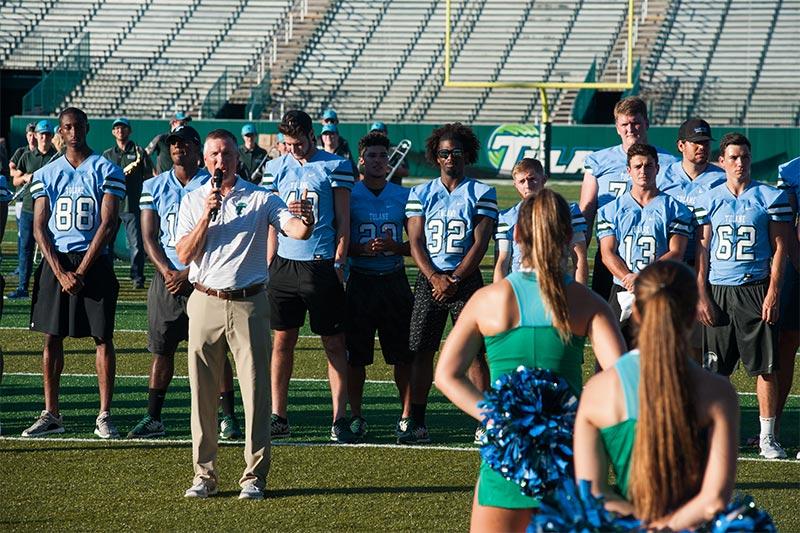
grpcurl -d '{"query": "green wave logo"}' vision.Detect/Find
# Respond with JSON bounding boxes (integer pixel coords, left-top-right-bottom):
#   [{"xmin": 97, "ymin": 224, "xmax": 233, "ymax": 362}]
[{"xmin": 487, "ymin": 124, "xmax": 541, "ymax": 173}]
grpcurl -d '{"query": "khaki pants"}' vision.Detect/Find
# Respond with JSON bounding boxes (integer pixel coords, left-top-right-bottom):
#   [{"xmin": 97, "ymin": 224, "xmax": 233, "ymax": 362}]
[{"xmin": 186, "ymin": 290, "xmax": 271, "ymax": 488}]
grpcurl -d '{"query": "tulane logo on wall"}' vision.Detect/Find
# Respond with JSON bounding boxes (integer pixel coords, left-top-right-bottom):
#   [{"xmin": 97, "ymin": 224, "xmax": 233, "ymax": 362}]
[{"xmin": 487, "ymin": 124, "xmax": 542, "ymax": 175}]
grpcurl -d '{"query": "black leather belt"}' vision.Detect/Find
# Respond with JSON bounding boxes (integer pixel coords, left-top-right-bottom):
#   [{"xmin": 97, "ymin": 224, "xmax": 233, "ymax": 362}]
[{"xmin": 193, "ymin": 282, "xmax": 265, "ymax": 300}]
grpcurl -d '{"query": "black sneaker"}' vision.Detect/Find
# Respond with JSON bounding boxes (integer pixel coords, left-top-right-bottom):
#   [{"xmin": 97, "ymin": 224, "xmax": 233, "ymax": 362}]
[
  {"xmin": 330, "ymin": 418, "xmax": 358, "ymax": 444},
  {"xmin": 397, "ymin": 419, "xmax": 430, "ymax": 445},
  {"xmin": 270, "ymin": 414, "xmax": 290, "ymax": 439},
  {"xmin": 349, "ymin": 416, "xmax": 367, "ymax": 440}
]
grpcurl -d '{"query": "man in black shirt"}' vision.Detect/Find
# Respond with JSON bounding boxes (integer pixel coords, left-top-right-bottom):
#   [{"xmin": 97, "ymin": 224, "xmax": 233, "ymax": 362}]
[
  {"xmin": 238, "ymin": 123, "xmax": 269, "ymax": 183},
  {"xmin": 7, "ymin": 120, "xmax": 57, "ymax": 299},
  {"xmin": 146, "ymin": 112, "xmax": 192, "ymax": 174},
  {"xmin": 103, "ymin": 118, "xmax": 153, "ymax": 288}
]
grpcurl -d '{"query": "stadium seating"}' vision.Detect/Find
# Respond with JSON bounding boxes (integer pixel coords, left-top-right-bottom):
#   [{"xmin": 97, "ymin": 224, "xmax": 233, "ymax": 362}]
[{"xmin": 3, "ymin": 0, "xmax": 798, "ymax": 125}]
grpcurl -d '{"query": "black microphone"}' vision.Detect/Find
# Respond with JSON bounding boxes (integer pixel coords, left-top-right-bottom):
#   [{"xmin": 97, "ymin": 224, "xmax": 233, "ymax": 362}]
[{"xmin": 211, "ymin": 169, "xmax": 223, "ymax": 221}]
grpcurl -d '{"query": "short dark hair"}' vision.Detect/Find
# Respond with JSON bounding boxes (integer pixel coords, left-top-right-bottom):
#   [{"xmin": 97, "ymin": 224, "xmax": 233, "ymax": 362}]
[
  {"xmin": 279, "ymin": 109, "xmax": 313, "ymax": 138},
  {"xmin": 25, "ymin": 122, "xmax": 36, "ymax": 133},
  {"xmin": 425, "ymin": 122, "xmax": 480, "ymax": 165},
  {"xmin": 59, "ymin": 107, "xmax": 88, "ymax": 124},
  {"xmin": 358, "ymin": 131, "xmax": 390, "ymax": 156},
  {"xmin": 626, "ymin": 143, "xmax": 658, "ymax": 166},
  {"xmin": 719, "ymin": 132, "xmax": 751, "ymax": 154}
]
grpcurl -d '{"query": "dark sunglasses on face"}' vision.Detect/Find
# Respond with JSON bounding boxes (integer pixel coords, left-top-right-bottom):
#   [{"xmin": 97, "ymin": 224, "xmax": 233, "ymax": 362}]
[{"xmin": 437, "ymin": 148, "xmax": 464, "ymax": 160}]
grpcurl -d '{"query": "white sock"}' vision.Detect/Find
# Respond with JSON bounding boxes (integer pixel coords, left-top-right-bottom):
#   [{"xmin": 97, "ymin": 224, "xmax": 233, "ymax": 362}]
[{"xmin": 759, "ymin": 416, "xmax": 775, "ymax": 439}]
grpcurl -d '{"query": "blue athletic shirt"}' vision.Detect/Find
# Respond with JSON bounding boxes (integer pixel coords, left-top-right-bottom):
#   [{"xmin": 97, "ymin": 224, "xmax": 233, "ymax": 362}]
[
  {"xmin": 349, "ymin": 180, "xmax": 409, "ymax": 274},
  {"xmin": 495, "ymin": 200, "xmax": 587, "ymax": 273},
  {"xmin": 262, "ymin": 151, "xmax": 356, "ymax": 260},
  {"xmin": 694, "ymin": 181, "xmax": 793, "ymax": 285},
  {"xmin": 584, "ymin": 144, "xmax": 679, "ymax": 214},
  {"xmin": 140, "ymin": 168, "xmax": 211, "ymax": 270},
  {"xmin": 658, "ymin": 161, "xmax": 727, "ymax": 263},
  {"xmin": 405, "ymin": 177, "xmax": 498, "ymax": 271},
  {"xmin": 777, "ymin": 156, "xmax": 800, "ymax": 208},
  {"xmin": 0, "ymin": 175, "xmax": 11, "ymax": 203},
  {"xmin": 29, "ymin": 153, "xmax": 126, "ymax": 253},
  {"xmin": 597, "ymin": 192, "xmax": 693, "ymax": 286}
]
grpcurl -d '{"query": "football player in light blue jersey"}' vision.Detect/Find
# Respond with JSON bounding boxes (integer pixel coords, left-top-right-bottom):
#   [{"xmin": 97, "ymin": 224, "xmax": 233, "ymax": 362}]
[
  {"xmin": 127, "ymin": 125, "xmax": 239, "ymax": 440},
  {"xmin": 345, "ymin": 132, "xmax": 414, "ymax": 442},
  {"xmin": 23, "ymin": 108, "xmax": 125, "ymax": 439},
  {"xmin": 695, "ymin": 133, "xmax": 793, "ymax": 460},
  {"xmin": 774, "ymin": 155, "xmax": 799, "ymax": 458},
  {"xmin": 597, "ymin": 143, "xmax": 692, "ymax": 348},
  {"xmin": 493, "ymin": 158, "xmax": 588, "ymax": 284},
  {"xmin": 658, "ymin": 119, "xmax": 727, "ymax": 265},
  {"xmin": 579, "ymin": 97, "xmax": 679, "ymax": 300},
  {"xmin": 405, "ymin": 123, "xmax": 498, "ymax": 444},
  {"xmin": 263, "ymin": 110, "xmax": 359, "ymax": 443}
]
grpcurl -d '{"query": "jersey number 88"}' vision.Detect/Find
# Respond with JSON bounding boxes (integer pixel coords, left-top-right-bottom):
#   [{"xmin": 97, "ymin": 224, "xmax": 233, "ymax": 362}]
[{"xmin": 54, "ymin": 196, "xmax": 95, "ymax": 231}]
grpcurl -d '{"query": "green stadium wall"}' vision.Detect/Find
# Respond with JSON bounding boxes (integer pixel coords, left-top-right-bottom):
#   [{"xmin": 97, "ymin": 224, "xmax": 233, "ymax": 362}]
[{"xmin": 10, "ymin": 116, "xmax": 800, "ymax": 182}]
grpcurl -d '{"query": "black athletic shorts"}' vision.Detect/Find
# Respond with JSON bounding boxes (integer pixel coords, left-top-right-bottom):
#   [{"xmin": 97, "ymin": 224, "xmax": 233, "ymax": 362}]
[
  {"xmin": 346, "ymin": 268, "xmax": 413, "ymax": 366},
  {"xmin": 607, "ymin": 283, "xmax": 636, "ymax": 350},
  {"xmin": 268, "ymin": 255, "xmax": 346, "ymax": 335},
  {"xmin": 409, "ymin": 270, "xmax": 483, "ymax": 353},
  {"xmin": 779, "ymin": 261, "xmax": 799, "ymax": 332},
  {"xmin": 30, "ymin": 252, "xmax": 119, "ymax": 340},
  {"xmin": 147, "ymin": 270, "xmax": 191, "ymax": 355},
  {"xmin": 591, "ymin": 249, "xmax": 613, "ymax": 301},
  {"xmin": 703, "ymin": 279, "xmax": 778, "ymax": 377}
]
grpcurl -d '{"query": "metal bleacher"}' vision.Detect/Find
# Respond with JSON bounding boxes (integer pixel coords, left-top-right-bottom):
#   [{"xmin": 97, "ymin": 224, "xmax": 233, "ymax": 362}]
[{"xmin": 3, "ymin": 0, "xmax": 797, "ymax": 125}]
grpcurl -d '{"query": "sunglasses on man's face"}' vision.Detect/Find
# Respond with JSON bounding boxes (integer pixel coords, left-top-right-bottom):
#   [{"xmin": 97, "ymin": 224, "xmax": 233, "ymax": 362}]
[{"xmin": 437, "ymin": 148, "xmax": 464, "ymax": 160}]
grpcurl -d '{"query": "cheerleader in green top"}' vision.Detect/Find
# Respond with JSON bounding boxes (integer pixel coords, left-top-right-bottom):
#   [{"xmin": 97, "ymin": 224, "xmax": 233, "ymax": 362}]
[
  {"xmin": 435, "ymin": 190, "xmax": 625, "ymax": 532},
  {"xmin": 574, "ymin": 261, "xmax": 739, "ymax": 530}
]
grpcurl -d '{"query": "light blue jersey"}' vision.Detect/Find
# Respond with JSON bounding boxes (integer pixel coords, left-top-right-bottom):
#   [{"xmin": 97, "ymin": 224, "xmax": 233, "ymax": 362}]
[
  {"xmin": 29, "ymin": 153, "xmax": 126, "ymax": 253},
  {"xmin": 262, "ymin": 151, "xmax": 356, "ymax": 261},
  {"xmin": 406, "ymin": 177, "xmax": 498, "ymax": 271},
  {"xmin": 584, "ymin": 144, "xmax": 679, "ymax": 213},
  {"xmin": 777, "ymin": 156, "xmax": 800, "ymax": 209},
  {"xmin": 658, "ymin": 161, "xmax": 727, "ymax": 263},
  {"xmin": 349, "ymin": 181, "xmax": 409, "ymax": 274},
  {"xmin": 0, "ymin": 175, "xmax": 11, "ymax": 203},
  {"xmin": 495, "ymin": 200, "xmax": 587, "ymax": 273},
  {"xmin": 694, "ymin": 181, "xmax": 793, "ymax": 285},
  {"xmin": 140, "ymin": 168, "xmax": 211, "ymax": 270},
  {"xmin": 597, "ymin": 192, "xmax": 693, "ymax": 286}
]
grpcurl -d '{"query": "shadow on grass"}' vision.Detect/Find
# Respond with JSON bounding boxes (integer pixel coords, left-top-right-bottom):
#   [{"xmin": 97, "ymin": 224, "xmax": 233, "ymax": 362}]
[
  {"xmin": 736, "ymin": 482, "xmax": 800, "ymax": 490},
  {"xmin": 0, "ymin": 442, "xmax": 191, "ymax": 454},
  {"xmin": 263, "ymin": 484, "xmax": 473, "ymax": 498}
]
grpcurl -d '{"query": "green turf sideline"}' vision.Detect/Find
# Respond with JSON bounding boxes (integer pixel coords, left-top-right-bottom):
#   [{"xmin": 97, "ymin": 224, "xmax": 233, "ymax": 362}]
[
  {"xmin": 4, "ymin": 371, "xmax": 798, "ymax": 398},
  {"xmin": 0, "ymin": 436, "xmax": 796, "ymax": 464}
]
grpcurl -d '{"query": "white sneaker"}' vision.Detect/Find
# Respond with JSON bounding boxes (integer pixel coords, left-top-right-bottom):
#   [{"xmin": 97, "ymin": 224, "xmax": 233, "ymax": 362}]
[
  {"xmin": 796, "ymin": 450, "xmax": 800, "ymax": 460},
  {"xmin": 184, "ymin": 481, "xmax": 218, "ymax": 498},
  {"xmin": 94, "ymin": 411, "xmax": 120, "ymax": 439},
  {"xmin": 474, "ymin": 426, "xmax": 486, "ymax": 445},
  {"xmin": 238, "ymin": 481, "xmax": 264, "ymax": 500},
  {"xmin": 759, "ymin": 435, "xmax": 787, "ymax": 459},
  {"xmin": 21, "ymin": 410, "xmax": 65, "ymax": 437}
]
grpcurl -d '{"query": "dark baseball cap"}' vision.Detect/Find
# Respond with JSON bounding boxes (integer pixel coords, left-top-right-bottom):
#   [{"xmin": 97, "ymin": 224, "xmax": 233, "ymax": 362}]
[
  {"xmin": 167, "ymin": 125, "xmax": 201, "ymax": 145},
  {"xmin": 678, "ymin": 118, "xmax": 713, "ymax": 142}
]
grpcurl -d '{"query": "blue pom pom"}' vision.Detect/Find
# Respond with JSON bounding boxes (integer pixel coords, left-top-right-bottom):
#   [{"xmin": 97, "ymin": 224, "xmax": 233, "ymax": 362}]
[
  {"xmin": 529, "ymin": 478, "xmax": 641, "ymax": 532},
  {"xmin": 706, "ymin": 495, "xmax": 776, "ymax": 533},
  {"xmin": 478, "ymin": 366, "xmax": 578, "ymax": 498}
]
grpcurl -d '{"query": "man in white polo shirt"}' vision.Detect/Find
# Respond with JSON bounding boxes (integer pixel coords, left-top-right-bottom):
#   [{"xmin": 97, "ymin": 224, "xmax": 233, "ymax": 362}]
[{"xmin": 175, "ymin": 129, "xmax": 314, "ymax": 500}]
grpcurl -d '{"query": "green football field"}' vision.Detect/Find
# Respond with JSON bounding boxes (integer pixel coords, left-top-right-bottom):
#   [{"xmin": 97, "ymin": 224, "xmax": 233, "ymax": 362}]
[{"xmin": 1, "ymin": 182, "xmax": 799, "ymax": 531}]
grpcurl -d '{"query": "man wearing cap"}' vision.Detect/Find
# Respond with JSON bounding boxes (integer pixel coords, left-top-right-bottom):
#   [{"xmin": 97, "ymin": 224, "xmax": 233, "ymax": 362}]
[
  {"xmin": 320, "ymin": 123, "xmax": 356, "ymax": 170},
  {"xmin": 146, "ymin": 112, "xmax": 192, "ymax": 174},
  {"xmin": 7, "ymin": 120, "xmax": 58, "ymax": 299},
  {"xmin": 103, "ymin": 118, "xmax": 153, "ymax": 289},
  {"xmin": 321, "ymin": 109, "xmax": 354, "ymax": 162},
  {"xmin": 238, "ymin": 123, "xmax": 269, "ymax": 183},
  {"xmin": 370, "ymin": 121, "xmax": 409, "ymax": 185},
  {"xmin": 175, "ymin": 128, "xmax": 314, "ymax": 500}
]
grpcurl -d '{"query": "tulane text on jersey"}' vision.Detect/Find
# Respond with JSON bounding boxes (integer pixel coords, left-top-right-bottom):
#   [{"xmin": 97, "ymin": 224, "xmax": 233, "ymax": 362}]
[{"xmin": 405, "ymin": 177, "xmax": 498, "ymax": 271}]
